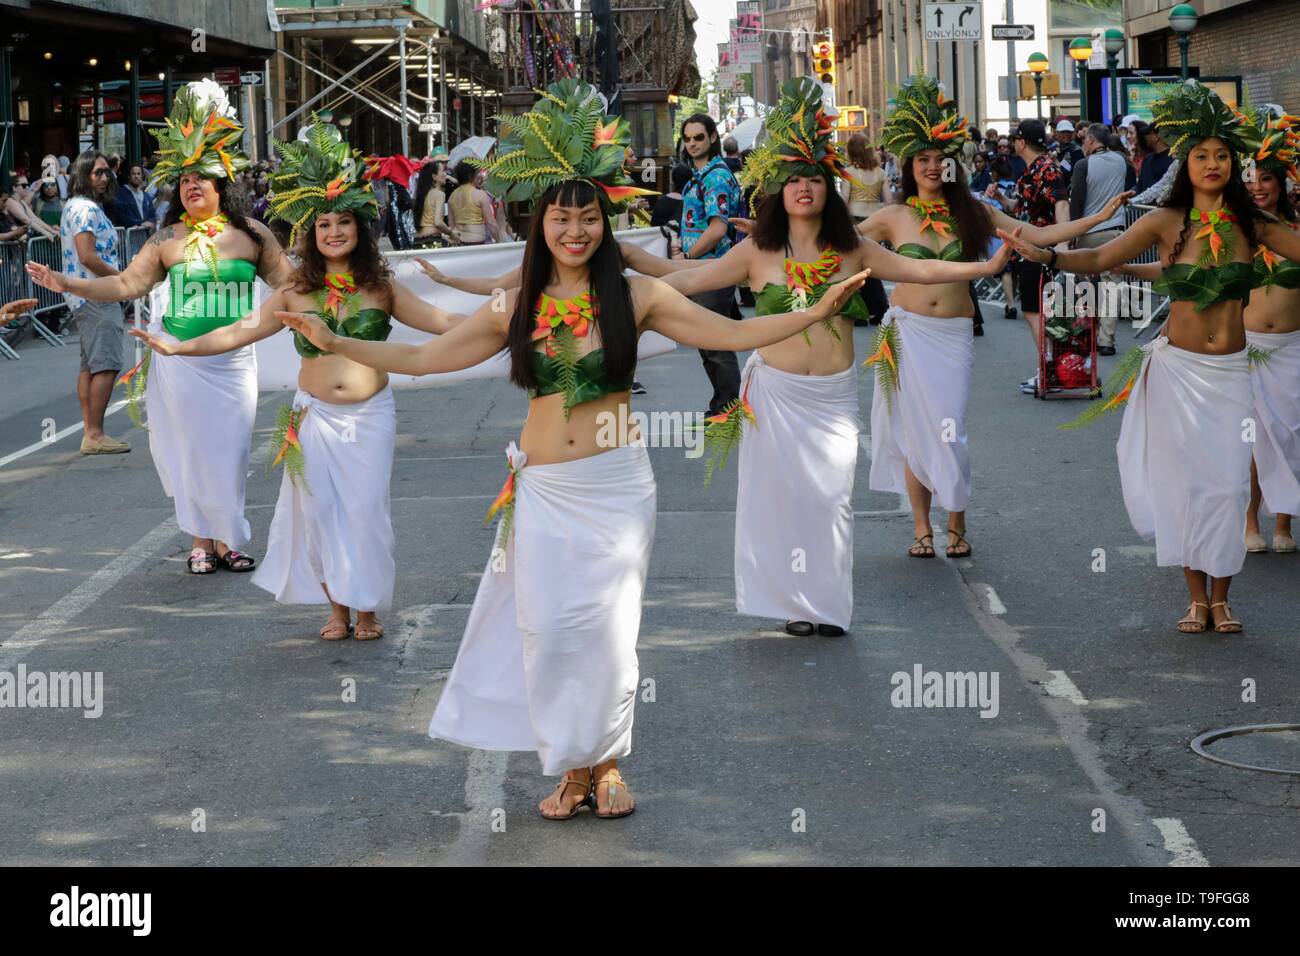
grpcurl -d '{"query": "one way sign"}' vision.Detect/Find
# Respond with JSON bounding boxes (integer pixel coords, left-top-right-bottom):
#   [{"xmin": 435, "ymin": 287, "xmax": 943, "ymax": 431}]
[{"xmin": 924, "ymin": 3, "xmax": 982, "ymax": 42}]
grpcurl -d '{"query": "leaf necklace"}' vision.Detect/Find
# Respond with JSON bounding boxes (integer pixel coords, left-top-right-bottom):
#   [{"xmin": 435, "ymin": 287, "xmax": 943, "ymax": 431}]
[
  {"xmin": 1189, "ymin": 207, "xmax": 1237, "ymax": 266},
  {"xmin": 783, "ymin": 245, "xmax": 843, "ymax": 344},
  {"xmin": 532, "ymin": 290, "xmax": 595, "ymax": 420},
  {"xmin": 179, "ymin": 211, "xmax": 229, "ymax": 277},
  {"xmin": 905, "ymin": 196, "xmax": 956, "ymax": 240}
]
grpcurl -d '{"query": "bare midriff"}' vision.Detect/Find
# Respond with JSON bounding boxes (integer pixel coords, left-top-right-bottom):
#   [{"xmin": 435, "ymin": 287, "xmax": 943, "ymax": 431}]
[
  {"xmin": 1245, "ymin": 283, "xmax": 1300, "ymax": 334},
  {"xmin": 519, "ymin": 389, "xmax": 638, "ymax": 465}
]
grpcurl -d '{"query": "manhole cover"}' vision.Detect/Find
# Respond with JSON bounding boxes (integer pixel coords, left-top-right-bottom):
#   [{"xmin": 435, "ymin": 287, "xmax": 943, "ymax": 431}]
[{"xmin": 1191, "ymin": 724, "xmax": 1300, "ymax": 775}]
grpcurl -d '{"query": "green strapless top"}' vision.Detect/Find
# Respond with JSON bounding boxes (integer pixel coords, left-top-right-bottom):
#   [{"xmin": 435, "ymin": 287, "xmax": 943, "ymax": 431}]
[
  {"xmin": 752, "ymin": 280, "xmax": 869, "ymax": 323},
  {"xmin": 1254, "ymin": 248, "xmax": 1300, "ymax": 292},
  {"xmin": 294, "ymin": 307, "xmax": 392, "ymax": 358},
  {"xmin": 163, "ymin": 259, "xmax": 258, "ymax": 341},
  {"xmin": 1152, "ymin": 261, "xmax": 1254, "ymax": 312},
  {"xmin": 529, "ymin": 348, "xmax": 633, "ymax": 405},
  {"xmin": 895, "ymin": 240, "xmax": 965, "ymax": 262}
]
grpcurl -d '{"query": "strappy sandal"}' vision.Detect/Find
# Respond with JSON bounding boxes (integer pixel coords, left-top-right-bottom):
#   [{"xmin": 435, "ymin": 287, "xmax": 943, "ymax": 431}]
[
  {"xmin": 216, "ymin": 549, "xmax": 256, "ymax": 572},
  {"xmin": 908, "ymin": 533, "xmax": 935, "ymax": 558},
  {"xmin": 353, "ymin": 621, "xmax": 385, "ymax": 641},
  {"xmin": 1210, "ymin": 601, "xmax": 1243, "ymax": 634},
  {"xmin": 320, "ymin": 619, "xmax": 352, "ymax": 641},
  {"xmin": 1176, "ymin": 602, "xmax": 1209, "ymax": 634},
  {"xmin": 946, "ymin": 530, "xmax": 973, "ymax": 558},
  {"xmin": 540, "ymin": 772, "xmax": 593, "ymax": 821},
  {"xmin": 187, "ymin": 548, "xmax": 217, "ymax": 575},
  {"xmin": 592, "ymin": 767, "xmax": 636, "ymax": 820}
]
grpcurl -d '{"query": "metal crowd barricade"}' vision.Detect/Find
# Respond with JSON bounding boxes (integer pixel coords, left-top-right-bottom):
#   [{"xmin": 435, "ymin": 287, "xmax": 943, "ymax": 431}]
[
  {"xmin": 1122, "ymin": 203, "xmax": 1171, "ymax": 339},
  {"xmin": 123, "ymin": 225, "xmax": 154, "ymax": 336},
  {"xmin": 22, "ymin": 235, "xmax": 69, "ymax": 347},
  {"xmin": 0, "ymin": 240, "xmax": 24, "ymax": 359}
]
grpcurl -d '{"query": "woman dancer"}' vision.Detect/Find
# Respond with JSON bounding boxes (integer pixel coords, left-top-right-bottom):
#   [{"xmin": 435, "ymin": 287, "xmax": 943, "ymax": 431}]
[
  {"xmin": 279, "ymin": 79, "xmax": 869, "ymax": 818},
  {"xmin": 860, "ymin": 73, "xmax": 1131, "ymax": 560},
  {"xmin": 129, "ymin": 118, "xmax": 455, "ymax": 640},
  {"xmin": 637, "ymin": 77, "xmax": 1011, "ymax": 637},
  {"xmin": 1003, "ymin": 81, "xmax": 1300, "ymax": 634},
  {"xmin": 27, "ymin": 80, "xmax": 292, "ymax": 575}
]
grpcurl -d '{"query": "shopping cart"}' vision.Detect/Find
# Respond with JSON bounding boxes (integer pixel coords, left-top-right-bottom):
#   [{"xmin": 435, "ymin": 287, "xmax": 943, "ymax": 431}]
[{"xmin": 1034, "ymin": 282, "xmax": 1101, "ymax": 400}]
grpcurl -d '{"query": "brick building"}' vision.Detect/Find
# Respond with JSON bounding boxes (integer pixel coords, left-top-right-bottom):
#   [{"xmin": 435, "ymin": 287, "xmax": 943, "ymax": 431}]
[
  {"xmin": 1125, "ymin": 0, "xmax": 1300, "ymax": 110},
  {"xmin": 753, "ymin": 0, "xmax": 818, "ymax": 108}
]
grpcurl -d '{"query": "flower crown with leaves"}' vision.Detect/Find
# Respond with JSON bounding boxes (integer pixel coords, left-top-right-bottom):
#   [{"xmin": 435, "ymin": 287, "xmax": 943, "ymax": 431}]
[
  {"xmin": 1243, "ymin": 107, "xmax": 1300, "ymax": 185},
  {"xmin": 879, "ymin": 72, "xmax": 970, "ymax": 161},
  {"xmin": 1149, "ymin": 79, "xmax": 1256, "ymax": 163},
  {"xmin": 149, "ymin": 79, "xmax": 250, "ymax": 187},
  {"xmin": 738, "ymin": 76, "xmax": 853, "ymax": 201},
  {"xmin": 474, "ymin": 78, "xmax": 657, "ymax": 211},
  {"xmin": 268, "ymin": 117, "xmax": 379, "ymax": 248}
]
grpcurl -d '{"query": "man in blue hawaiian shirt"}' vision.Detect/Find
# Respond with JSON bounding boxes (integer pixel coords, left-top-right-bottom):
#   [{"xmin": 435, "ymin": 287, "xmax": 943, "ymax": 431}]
[
  {"xmin": 61, "ymin": 150, "xmax": 129, "ymax": 454},
  {"xmin": 676, "ymin": 113, "xmax": 743, "ymax": 416}
]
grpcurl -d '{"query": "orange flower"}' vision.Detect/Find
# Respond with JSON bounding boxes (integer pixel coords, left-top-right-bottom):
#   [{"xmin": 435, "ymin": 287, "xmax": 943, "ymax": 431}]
[
  {"xmin": 484, "ymin": 470, "xmax": 515, "ymax": 524},
  {"xmin": 1101, "ymin": 375, "xmax": 1135, "ymax": 413},
  {"xmin": 117, "ymin": 354, "xmax": 147, "ymax": 386},
  {"xmin": 864, "ymin": 337, "xmax": 896, "ymax": 374},
  {"xmin": 273, "ymin": 409, "xmax": 306, "ymax": 468},
  {"xmin": 594, "ymin": 181, "xmax": 658, "ymax": 204},
  {"xmin": 593, "ymin": 118, "xmax": 620, "ymax": 147},
  {"xmin": 325, "ymin": 176, "xmax": 346, "ymax": 200}
]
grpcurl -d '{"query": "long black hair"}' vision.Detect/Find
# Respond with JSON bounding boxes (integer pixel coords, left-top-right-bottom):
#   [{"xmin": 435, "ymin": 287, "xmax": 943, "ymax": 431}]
[
  {"xmin": 69, "ymin": 149, "xmax": 111, "ymax": 203},
  {"xmin": 749, "ymin": 170, "xmax": 859, "ymax": 254},
  {"xmin": 1162, "ymin": 144, "xmax": 1261, "ymax": 267},
  {"xmin": 507, "ymin": 179, "xmax": 637, "ymax": 391},
  {"xmin": 164, "ymin": 175, "xmax": 263, "ymax": 251},
  {"xmin": 899, "ymin": 153, "xmax": 994, "ymax": 260},
  {"xmin": 413, "ymin": 160, "xmax": 446, "ymax": 224},
  {"xmin": 680, "ymin": 113, "xmax": 722, "ymax": 161}
]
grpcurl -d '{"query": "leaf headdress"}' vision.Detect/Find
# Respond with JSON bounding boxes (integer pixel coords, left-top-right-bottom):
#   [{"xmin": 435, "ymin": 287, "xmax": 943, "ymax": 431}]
[
  {"xmin": 738, "ymin": 76, "xmax": 853, "ymax": 203},
  {"xmin": 878, "ymin": 72, "xmax": 970, "ymax": 161},
  {"xmin": 475, "ymin": 78, "xmax": 657, "ymax": 211},
  {"xmin": 1242, "ymin": 107, "xmax": 1300, "ymax": 186},
  {"xmin": 1149, "ymin": 79, "xmax": 1256, "ymax": 163},
  {"xmin": 268, "ymin": 116, "xmax": 379, "ymax": 249},
  {"xmin": 149, "ymin": 79, "xmax": 250, "ymax": 187}
]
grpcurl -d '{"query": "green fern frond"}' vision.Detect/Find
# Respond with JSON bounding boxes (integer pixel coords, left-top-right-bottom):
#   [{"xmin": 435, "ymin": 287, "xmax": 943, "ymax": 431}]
[
  {"xmin": 1059, "ymin": 345, "xmax": 1147, "ymax": 430},
  {"xmin": 549, "ymin": 326, "xmax": 582, "ymax": 421},
  {"xmin": 1248, "ymin": 344, "xmax": 1276, "ymax": 366},
  {"xmin": 123, "ymin": 350, "xmax": 151, "ymax": 430},
  {"xmin": 866, "ymin": 323, "xmax": 902, "ymax": 410},
  {"xmin": 265, "ymin": 403, "xmax": 310, "ymax": 490}
]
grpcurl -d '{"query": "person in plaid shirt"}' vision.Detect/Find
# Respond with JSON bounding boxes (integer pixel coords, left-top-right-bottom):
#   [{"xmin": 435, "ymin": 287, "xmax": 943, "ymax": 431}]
[{"xmin": 986, "ymin": 119, "xmax": 1071, "ymax": 393}]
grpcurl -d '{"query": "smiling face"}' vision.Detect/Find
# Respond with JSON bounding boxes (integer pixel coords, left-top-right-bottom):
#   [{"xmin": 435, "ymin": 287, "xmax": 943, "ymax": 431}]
[
  {"xmin": 1248, "ymin": 167, "xmax": 1282, "ymax": 212},
  {"xmin": 542, "ymin": 198, "xmax": 604, "ymax": 269},
  {"xmin": 911, "ymin": 149, "xmax": 946, "ymax": 189},
  {"xmin": 1187, "ymin": 137, "xmax": 1232, "ymax": 193},
  {"xmin": 178, "ymin": 172, "xmax": 219, "ymax": 218},
  {"xmin": 782, "ymin": 173, "xmax": 827, "ymax": 218},
  {"xmin": 314, "ymin": 211, "xmax": 358, "ymax": 261}
]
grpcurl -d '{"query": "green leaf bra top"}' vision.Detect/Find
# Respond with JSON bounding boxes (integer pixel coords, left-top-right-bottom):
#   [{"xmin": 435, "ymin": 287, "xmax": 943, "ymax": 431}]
[
  {"xmin": 1151, "ymin": 261, "xmax": 1254, "ymax": 312},
  {"xmin": 894, "ymin": 240, "xmax": 965, "ymax": 261},
  {"xmin": 530, "ymin": 347, "xmax": 633, "ymax": 406},
  {"xmin": 293, "ymin": 273, "xmax": 392, "ymax": 358},
  {"xmin": 528, "ymin": 291, "xmax": 632, "ymax": 415},
  {"xmin": 1254, "ymin": 244, "xmax": 1300, "ymax": 291},
  {"xmin": 163, "ymin": 258, "xmax": 258, "ymax": 341}
]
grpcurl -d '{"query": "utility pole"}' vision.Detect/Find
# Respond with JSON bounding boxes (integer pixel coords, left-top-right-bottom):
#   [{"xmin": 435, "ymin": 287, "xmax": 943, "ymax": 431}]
[{"xmin": 1007, "ymin": 0, "xmax": 1018, "ymax": 122}]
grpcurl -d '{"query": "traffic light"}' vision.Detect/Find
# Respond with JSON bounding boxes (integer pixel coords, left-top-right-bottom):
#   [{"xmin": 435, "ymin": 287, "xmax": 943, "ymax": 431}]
[
  {"xmin": 814, "ymin": 40, "xmax": 836, "ymax": 87},
  {"xmin": 836, "ymin": 106, "xmax": 867, "ymax": 131}
]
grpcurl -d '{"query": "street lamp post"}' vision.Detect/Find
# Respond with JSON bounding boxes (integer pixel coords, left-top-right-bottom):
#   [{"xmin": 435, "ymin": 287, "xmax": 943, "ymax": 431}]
[
  {"xmin": 1069, "ymin": 37, "xmax": 1092, "ymax": 122},
  {"xmin": 1028, "ymin": 52, "xmax": 1048, "ymax": 122},
  {"xmin": 1169, "ymin": 4, "xmax": 1199, "ymax": 81},
  {"xmin": 1104, "ymin": 28, "xmax": 1124, "ymax": 125}
]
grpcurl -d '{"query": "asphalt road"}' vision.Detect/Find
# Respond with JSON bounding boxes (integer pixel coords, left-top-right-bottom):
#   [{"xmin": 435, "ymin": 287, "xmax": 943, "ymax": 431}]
[{"xmin": 1, "ymin": 302, "xmax": 1297, "ymax": 866}]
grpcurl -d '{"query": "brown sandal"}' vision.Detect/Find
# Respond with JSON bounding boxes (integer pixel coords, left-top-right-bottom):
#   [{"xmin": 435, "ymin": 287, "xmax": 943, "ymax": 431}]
[
  {"xmin": 908, "ymin": 533, "xmax": 936, "ymax": 558},
  {"xmin": 539, "ymin": 772, "xmax": 592, "ymax": 821},
  {"xmin": 592, "ymin": 768, "xmax": 636, "ymax": 820},
  {"xmin": 1210, "ymin": 601, "xmax": 1242, "ymax": 634},
  {"xmin": 1176, "ymin": 602, "xmax": 1209, "ymax": 634},
  {"xmin": 946, "ymin": 530, "xmax": 973, "ymax": 558},
  {"xmin": 320, "ymin": 619, "xmax": 351, "ymax": 641},
  {"xmin": 354, "ymin": 621, "xmax": 384, "ymax": 641}
]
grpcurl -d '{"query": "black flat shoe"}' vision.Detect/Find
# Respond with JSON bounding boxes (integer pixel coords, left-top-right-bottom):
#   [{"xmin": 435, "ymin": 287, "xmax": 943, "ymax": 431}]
[
  {"xmin": 1004, "ymin": 306, "xmax": 1017, "ymax": 320},
  {"xmin": 973, "ymin": 325, "xmax": 984, "ymax": 336},
  {"xmin": 817, "ymin": 624, "xmax": 846, "ymax": 637},
  {"xmin": 785, "ymin": 620, "xmax": 814, "ymax": 637},
  {"xmin": 1098, "ymin": 345, "xmax": 1116, "ymax": 356}
]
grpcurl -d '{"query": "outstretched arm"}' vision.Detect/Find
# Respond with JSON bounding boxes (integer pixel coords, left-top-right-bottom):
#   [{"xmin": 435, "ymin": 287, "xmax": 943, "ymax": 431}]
[
  {"xmin": 860, "ymin": 236, "xmax": 1010, "ymax": 284},
  {"xmin": 637, "ymin": 271, "xmax": 868, "ymax": 351},
  {"xmin": 656, "ymin": 241, "xmax": 752, "ymax": 296},
  {"xmin": 989, "ymin": 191, "xmax": 1134, "ymax": 245},
  {"xmin": 389, "ymin": 278, "xmax": 466, "ymax": 334},
  {"xmin": 130, "ymin": 289, "xmax": 290, "ymax": 356},
  {"xmin": 1116, "ymin": 261, "xmax": 1163, "ymax": 281},
  {"xmin": 26, "ymin": 229, "xmax": 165, "ymax": 301},
  {"xmin": 618, "ymin": 240, "xmax": 707, "ymax": 277},
  {"xmin": 854, "ymin": 206, "xmax": 893, "ymax": 243},
  {"xmin": 415, "ymin": 258, "xmax": 521, "ymax": 295},
  {"xmin": 999, "ymin": 210, "xmax": 1168, "ymax": 274},
  {"xmin": 278, "ymin": 291, "xmax": 511, "ymax": 376}
]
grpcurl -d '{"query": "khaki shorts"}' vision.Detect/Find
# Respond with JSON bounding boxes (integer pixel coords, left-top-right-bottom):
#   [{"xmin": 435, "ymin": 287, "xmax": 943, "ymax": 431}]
[{"xmin": 74, "ymin": 299, "xmax": 125, "ymax": 374}]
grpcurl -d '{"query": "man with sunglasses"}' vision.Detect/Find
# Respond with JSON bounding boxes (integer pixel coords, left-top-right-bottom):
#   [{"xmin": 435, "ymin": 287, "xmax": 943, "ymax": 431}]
[
  {"xmin": 676, "ymin": 113, "xmax": 743, "ymax": 416},
  {"xmin": 60, "ymin": 150, "xmax": 128, "ymax": 454}
]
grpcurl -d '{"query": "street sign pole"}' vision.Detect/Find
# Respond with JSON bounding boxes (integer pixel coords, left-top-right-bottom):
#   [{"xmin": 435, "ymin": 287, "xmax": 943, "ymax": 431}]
[{"xmin": 1007, "ymin": 0, "xmax": 1018, "ymax": 122}]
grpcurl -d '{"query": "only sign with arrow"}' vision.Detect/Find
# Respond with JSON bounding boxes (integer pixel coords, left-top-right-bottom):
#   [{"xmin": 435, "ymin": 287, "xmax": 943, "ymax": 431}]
[{"xmin": 924, "ymin": 3, "xmax": 982, "ymax": 42}]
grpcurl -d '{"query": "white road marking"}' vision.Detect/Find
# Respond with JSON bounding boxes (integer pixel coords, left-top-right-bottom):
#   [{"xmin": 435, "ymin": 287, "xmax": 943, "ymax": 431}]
[
  {"xmin": 0, "ymin": 399, "xmax": 128, "ymax": 469},
  {"xmin": 0, "ymin": 518, "xmax": 179, "ymax": 670},
  {"xmin": 1153, "ymin": 818, "xmax": 1210, "ymax": 867},
  {"xmin": 1043, "ymin": 670, "xmax": 1090, "ymax": 705},
  {"xmin": 440, "ymin": 748, "xmax": 509, "ymax": 865},
  {"xmin": 984, "ymin": 585, "xmax": 1007, "ymax": 616}
]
